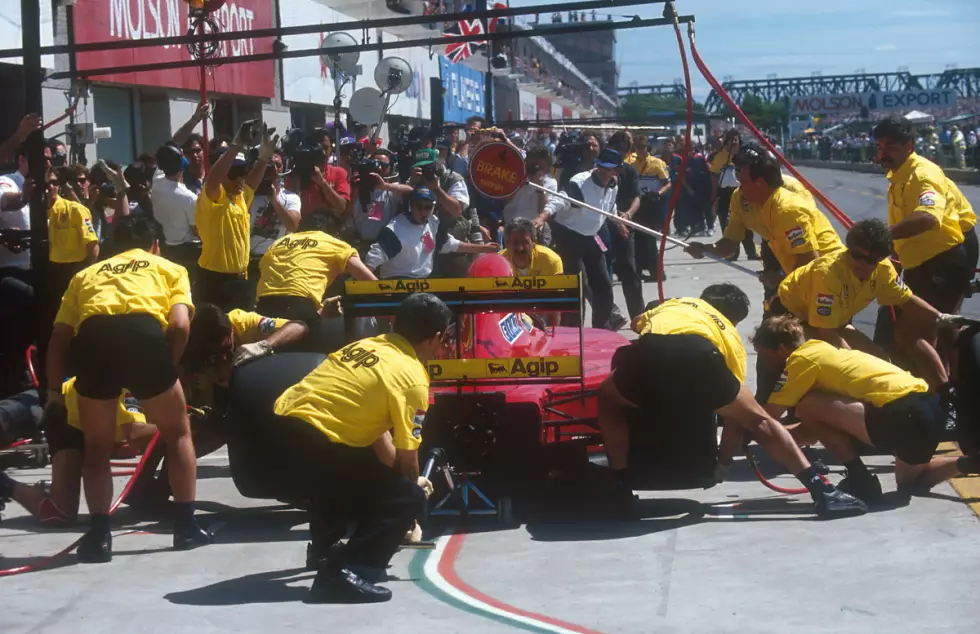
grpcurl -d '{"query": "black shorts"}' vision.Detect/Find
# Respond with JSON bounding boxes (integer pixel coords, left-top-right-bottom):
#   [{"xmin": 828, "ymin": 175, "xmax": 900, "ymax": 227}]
[
  {"xmin": 865, "ymin": 391, "xmax": 944, "ymax": 465},
  {"xmin": 72, "ymin": 314, "xmax": 176, "ymax": 400},
  {"xmin": 612, "ymin": 333, "xmax": 741, "ymax": 416},
  {"xmin": 904, "ymin": 242, "xmax": 973, "ymax": 314}
]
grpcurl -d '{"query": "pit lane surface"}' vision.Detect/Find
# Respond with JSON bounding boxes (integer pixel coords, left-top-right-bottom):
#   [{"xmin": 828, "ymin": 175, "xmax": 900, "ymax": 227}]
[{"xmin": 2, "ymin": 167, "xmax": 980, "ymax": 633}]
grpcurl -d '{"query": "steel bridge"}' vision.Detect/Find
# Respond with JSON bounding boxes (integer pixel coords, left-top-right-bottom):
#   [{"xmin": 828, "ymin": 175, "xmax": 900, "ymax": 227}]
[{"xmin": 619, "ymin": 69, "xmax": 980, "ymax": 114}]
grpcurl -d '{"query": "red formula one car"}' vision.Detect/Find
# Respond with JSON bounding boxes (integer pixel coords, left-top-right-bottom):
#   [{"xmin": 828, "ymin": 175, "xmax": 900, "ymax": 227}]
[{"xmin": 343, "ymin": 255, "xmax": 718, "ymax": 523}]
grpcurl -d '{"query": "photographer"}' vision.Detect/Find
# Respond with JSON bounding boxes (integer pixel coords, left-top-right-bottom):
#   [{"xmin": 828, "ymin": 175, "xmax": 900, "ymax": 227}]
[
  {"xmin": 348, "ymin": 150, "xmax": 410, "ymax": 253},
  {"xmin": 248, "ymin": 152, "xmax": 301, "ymax": 281},
  {"xmin": 291, "ymin": 129, "xmax": 349, "ymax": 220}
]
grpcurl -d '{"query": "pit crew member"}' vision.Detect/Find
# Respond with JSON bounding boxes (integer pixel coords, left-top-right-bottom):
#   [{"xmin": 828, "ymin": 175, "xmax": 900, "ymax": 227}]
[
  {"xmin": 195, "ymin": 121, "xmax": 276, "ymax": 310},
  {"xmin": 255, "ymin": 212, "xmax": 377, "ymax": 326},
  {"xmin": 873, "ymin": 118, "xmax": 974, "ymax": 316},
  {"xmin": 685, "ymin": 144, "xmax": 844, "ymax": 399},
  {"xmin": 534, "ymin": 148, "xmax": 622, "ymax": 329},
  {"xmin": 272, "ymin": 293, "xmax": 451, "ymax": 603},
  {"xmin": 365, "ymin": 187, "xmax": 497, "ymax": 279},
  {"xmin": 754, "ymin": 315, "xmax": 980, "ymax": 501},
  {"xmin": 0, "ymin": 379, "xmax": 154, "ymax": 526},
  {"xmin": 500, "ymin": 219, "xmax": 563, "ymax": 327},
  {"xmin": 47, "ymin": 168, "xmax": 99, "ymax": 294},
  {"xmin": 778, "ymin": 218, "xmax": 948, "ymax": 388},
  {"xmin": 182, "ymin": 303, "xmax": 309, "ymax": 404},
  {"xmin": 45, "ymin": 215, "xmax": 210, "ymax": 562},
  {"xmin": 599, "ymin": 283, "xmax": 866, "ymax": 517}
]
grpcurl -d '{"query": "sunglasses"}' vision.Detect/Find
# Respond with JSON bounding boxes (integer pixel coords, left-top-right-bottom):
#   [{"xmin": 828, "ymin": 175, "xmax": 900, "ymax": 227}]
[
  {"xmin": 46, "ymin": 180, "xmax": 59, "ymax": 188},
  {"xmin": 848, "ymin": 248, "xmax": 886, "ymax": 265}
]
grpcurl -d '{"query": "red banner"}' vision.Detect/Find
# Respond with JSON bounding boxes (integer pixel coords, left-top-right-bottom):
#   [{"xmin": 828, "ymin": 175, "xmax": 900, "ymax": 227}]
[
  {"xmin": 74, "ymin": 0, "xmax": 275, "ymax": 98},
  {"xmin": 536, "ymin": 97, "xmax": 550, "ymax": 121}
]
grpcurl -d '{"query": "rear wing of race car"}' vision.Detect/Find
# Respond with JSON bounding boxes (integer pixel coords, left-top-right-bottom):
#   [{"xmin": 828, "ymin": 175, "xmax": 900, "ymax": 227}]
[{"xmin": 343, "ymin": 275, "xmax": 585, "ymax": 388}]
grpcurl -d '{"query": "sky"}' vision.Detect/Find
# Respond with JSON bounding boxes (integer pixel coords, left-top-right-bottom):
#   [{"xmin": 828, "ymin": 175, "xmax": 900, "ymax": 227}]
[{"xmin": 511, "ymin": 0, "xmax": 980, "ymax": 100}]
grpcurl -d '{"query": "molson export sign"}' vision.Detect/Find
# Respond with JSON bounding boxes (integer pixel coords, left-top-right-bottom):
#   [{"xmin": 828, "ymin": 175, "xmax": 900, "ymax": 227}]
[
  {"xmin": 789, "ymin": 90, "xmax": 957, "ymax": 115},
  {"xmin": 468, "ymin": 142, "xmax": 527, "ymax": 199}
]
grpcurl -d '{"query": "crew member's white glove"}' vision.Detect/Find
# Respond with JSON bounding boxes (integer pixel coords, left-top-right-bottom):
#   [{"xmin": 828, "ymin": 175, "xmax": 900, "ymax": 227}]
[
  {"xmin": 937, "ymin": 313, "xmax": 960, "ymax": 328},
  {"xmin": 232, "ymin": 119, "xmax": 261, "ymax": 148},
  {"xmin": 96, "ymin": 159, "xmax": 128, "ymax": 193},
  {"xmin": 417, "ymin": 476, "xmax": 434, "ymax": 499},
  {"xmin": 232, "ymin": 340, "xmax": 273, "ymax": 367},
  {"xmin": 404, "ymin": 520, "xmax": 423, "ymax": 543},
  {"xmin": 257, "ymin": 123, "xmax": 279, "ymax": 162}
]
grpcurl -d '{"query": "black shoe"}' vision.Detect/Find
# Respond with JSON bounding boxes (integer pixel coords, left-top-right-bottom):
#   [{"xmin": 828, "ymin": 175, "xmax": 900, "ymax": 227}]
[
  {"xmin": 77, "ymin": 529, "xmax": 112, "ymax": 564},
  {"xmin": 815, "ymin": 487, "xmax": 868, "ymax": 518},
  {"xmin": 305, "ymin": 567, "xmax": 392, "ymax": 604},
  {"xmin": 609, "ymin": 482, "xmax": 639, "ymax": 520},
  {"xmin": 173, "ymin": 523, "xmax": 214, "ymax": 551},
  {"xmin": 811, "ymin": 459, "xmax": 830, "ymax": 476},
  {"xmin": 838, "ymin": 474, "xmax": 883, "ymax": 504},
  {"xmin": 746, "ymin": 253, "xmax": 761, "ymax": 261}
]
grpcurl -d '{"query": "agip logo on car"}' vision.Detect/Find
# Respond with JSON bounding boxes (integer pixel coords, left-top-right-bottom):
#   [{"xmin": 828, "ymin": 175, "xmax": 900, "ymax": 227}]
[{"xmin": 425, "ymin": 356, "xmax": 580, "ymax": 380}]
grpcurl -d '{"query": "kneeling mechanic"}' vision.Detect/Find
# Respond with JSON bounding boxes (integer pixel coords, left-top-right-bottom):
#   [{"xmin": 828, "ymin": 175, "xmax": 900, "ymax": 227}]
[{"xmin": 272, "ymin": 293, "xmax": 450, "ymax": 603}]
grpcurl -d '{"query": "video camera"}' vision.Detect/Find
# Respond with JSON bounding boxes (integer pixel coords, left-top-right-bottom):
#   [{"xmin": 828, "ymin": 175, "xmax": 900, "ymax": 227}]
[
  {"xmin": 388, "ymin": 125, "xmax": 430, "ymax": 182},
  {"xmin": 554, "ymin": 130, "xmax": 592, "ymax": 186},
  {"xmin": 346, "ymin": 141, "xmax": 385, "ymax": 209},
  {"xmin": 281, "ymin": 128, "xmax": 325, "ymax": 190}
]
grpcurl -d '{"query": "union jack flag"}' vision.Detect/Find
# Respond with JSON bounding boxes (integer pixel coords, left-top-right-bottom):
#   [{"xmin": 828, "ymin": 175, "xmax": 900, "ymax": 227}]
[{"xmin": 443, "ymin": 18, "xmax": 485, "ymax": 63}]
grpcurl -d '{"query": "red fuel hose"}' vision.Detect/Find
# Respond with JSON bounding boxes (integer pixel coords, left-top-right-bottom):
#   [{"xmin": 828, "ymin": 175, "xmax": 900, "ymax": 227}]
[
  {"xmin": 686, "ymin": 25, "xmax": 855, "ymax": 231},
  {"xmin": 0, "ymin": 432, "xmax": 161, "ymax": 577},
  {"xmin": 656, "ymin": 17, "xmax": 695, "ymax": 302}
]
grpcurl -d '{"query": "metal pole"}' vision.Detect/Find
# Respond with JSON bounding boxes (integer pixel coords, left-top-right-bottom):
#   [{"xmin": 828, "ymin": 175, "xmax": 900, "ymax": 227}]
[
  {"xmin": 477, "ymin": 0, "xmax": 494, "ymax": 125},
  {"xmin": 197, "ymin": 19, "xmax": 211, "ymax": 170},
  {"xmin": 0, "ymin": 0, "xmax": 674, "ymax": 59},
  {"xmin": 48, "ymin": 16, "xmax": 691, "ymax": 81},
  {"xmin": 65, "ymin": 3, "xmax": 83, "ymax": 165},
  {"xmin": 525, "ymin": 182, "xmax": 760, "ymax": 277},
  {"xmin": 22, "ymin": 0, "xmax": 49, "ymax": 395}
]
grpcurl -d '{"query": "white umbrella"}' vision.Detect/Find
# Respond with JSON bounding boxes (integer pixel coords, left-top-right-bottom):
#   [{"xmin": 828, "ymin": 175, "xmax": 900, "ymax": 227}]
[{"xmin": 903, "ymin": 110, "xmax": 935, "ymax": 123}]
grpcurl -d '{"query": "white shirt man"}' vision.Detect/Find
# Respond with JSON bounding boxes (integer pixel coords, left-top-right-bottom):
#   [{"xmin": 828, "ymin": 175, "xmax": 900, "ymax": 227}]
[
  {"xmin": 249, "ymin": 186, "xmax": 302, "ymax": 257},
  {"xmin": 151, "ymin": 170, "xmax": 197, "ymax": 248},
  {"xmin": 0, "ymin": 169, "xmax": 30, "ymax": 269}
]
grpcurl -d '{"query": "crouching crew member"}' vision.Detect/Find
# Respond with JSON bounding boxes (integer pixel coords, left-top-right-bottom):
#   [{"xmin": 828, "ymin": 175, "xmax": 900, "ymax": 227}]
[
  {"xmin": 272, "ymin": 293, "xmax": 451, "ymax": 603},
  {"xmin": 754, "ymin": 316, "xmax": 980, "ymax": 501},
  {"xmin": 255, "ymin": 212, "xmax": 376, "ymax": 350},
  {"xmin": 182, "ymin": 303, "xmax": 309, "ymax": 404},
  {"xmin": 44, "ymin": 215, "xmax": 211, "ymax": 562},
  {"xmin": 685, "ymin": 145, "xmax": 844, "ymax": 400},
  {"xmin": 778, "ymin": 219, "xmax": 948, "ymax": 388},
  {"xmin": 0, "ymin": 379, "xmax": 154, "ymax": 526},
  {"xmin": 600, "ymin": 283, "xmax": 866, "ymax": 517}
]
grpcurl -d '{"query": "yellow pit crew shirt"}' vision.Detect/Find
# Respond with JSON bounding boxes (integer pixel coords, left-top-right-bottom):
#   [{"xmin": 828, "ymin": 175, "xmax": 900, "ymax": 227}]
[
  {"xmin": 725, "ymin": 184, "xmax": 843, "ymax": 274},
  {"xmin": 227, "ymin": 309, "xmax": 289, "ymax": 345},
  {"xmin": 768, "ymin": 339, "xmax": 929, "ymax": 409},
  {"xmin": 63, "ymin": 377, "xmax": 145, "ymax": 442},
  {"xmin": 632, "ymin": 297, "xmax": 747, "ymax": 382},
  {"xmin": 886, "ymin": 152, "xmax": 964, "ymax": 269},
  {"xmin": 196, "ymin": 183, "xmax": 255, "ymax": 274},
  {"xmin": 256, "ymin": 230, "xmax": 358, "ymax": 309},
  {"xmin": 499, "ymin": 244, "xmax": 564, "ymax": 276},
  {"xmin": 55, "ymin": 249, "xmax": 193, "ymax": 332},
  {"xmin": 48, "ymin": 198, "xmax": 98, "ymax": 263},
  {"xmin": 778, "ymin": 250, "xmax": 912, "ymax": 329},
  {"xmin": 274, "ymin": 333, "xmax": 430, "ymax": 451}
]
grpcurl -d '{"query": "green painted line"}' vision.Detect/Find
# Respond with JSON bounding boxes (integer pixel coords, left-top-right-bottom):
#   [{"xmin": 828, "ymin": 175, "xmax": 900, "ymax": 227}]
[{"xmin": 408, "ymin": 545, "xmax": 557, "ymax": 634}]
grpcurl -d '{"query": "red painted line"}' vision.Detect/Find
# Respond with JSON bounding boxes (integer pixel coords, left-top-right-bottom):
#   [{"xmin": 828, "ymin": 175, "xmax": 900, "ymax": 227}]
[{"xmin": 437, "ymin": 533, "xmax": 605, "ymax": 634}]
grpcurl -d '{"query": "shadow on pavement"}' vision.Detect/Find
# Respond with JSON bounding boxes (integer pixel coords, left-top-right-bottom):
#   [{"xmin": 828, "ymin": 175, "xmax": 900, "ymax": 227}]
[{"xmin": 164, "ymin": 566, "xmax": 313, "ymax": 606}]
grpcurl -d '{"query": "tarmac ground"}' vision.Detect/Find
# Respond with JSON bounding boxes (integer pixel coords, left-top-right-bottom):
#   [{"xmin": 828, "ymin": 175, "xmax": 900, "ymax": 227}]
[{"xmin": 2, "ymin": 167, "xmax": 979, "ymax": 633}]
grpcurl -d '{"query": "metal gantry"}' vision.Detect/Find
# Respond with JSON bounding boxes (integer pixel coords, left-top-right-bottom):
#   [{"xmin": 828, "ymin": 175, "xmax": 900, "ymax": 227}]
[{"xmin": 693, "ymin": 68, "xmax": 980, "ymax": 114}]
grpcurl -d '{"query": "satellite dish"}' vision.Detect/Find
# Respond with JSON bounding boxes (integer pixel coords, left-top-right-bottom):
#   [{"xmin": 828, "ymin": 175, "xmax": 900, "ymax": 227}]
[
  {"xmin": 348, "ymin": 87, "xmax": 386, "ymax": 126},
  {"xmin": 319, "ymin": 32, "xmax": 360, "ymax": 75},
  {"xmin": 375, "ymin": 56, "xmax": 414, "ymax": 95}
]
